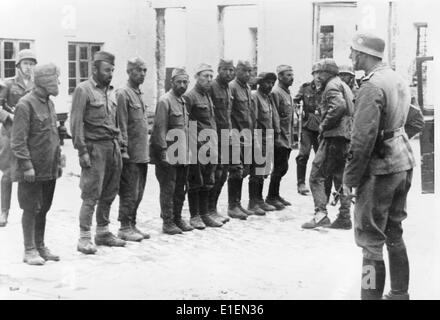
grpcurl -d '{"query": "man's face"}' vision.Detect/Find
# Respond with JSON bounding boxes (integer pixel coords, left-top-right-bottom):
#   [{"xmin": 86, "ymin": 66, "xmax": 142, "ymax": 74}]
[
  {"xmin": 172, "ymin": 75, "xmax": 189, "ymax": 96},
  {"xmin": 236, "ymin": 66, "xmax": 252, "ymax": 83},
  {"xmin": 94, "ymin": 61, "xmax": 114, "ymax": 87},
  {"xmin": 339, "ymin": 74, "xmax": 354, "ymax": 87},
  {"xmin": 196, "ymin": 70, "xmax": 214, "ymax": 91},
  {"xmin": 45, "ymin": 75, "xmax": 60, "ymax": 97},
  {"xmin": 259, "ymin": 79, "xmax": 275, "ymax": 95},
  {"xmin": 349, "ymin": 48, "xmax": 363, "ymax": 71},
  {"xmin": 312, "ymin": 72, "xmax": 321, "ymax": 90},
  {"xmin": 279, "ymin": 71, "xmax": 294, "ymax": 87},
  {"xmin": 19, "ymin": 59, "xmax": 36, "ymax": 77},
  {"xmin": 218, "ymin": 66, "xmax": 235, "ymax": 83},
  {"xmin": 317, "ymin": 71, "xmax": 333, "ymax": 86},
  {"xmin": 129, "ymin": 66, "xmax": 147, "ymax": 86}
]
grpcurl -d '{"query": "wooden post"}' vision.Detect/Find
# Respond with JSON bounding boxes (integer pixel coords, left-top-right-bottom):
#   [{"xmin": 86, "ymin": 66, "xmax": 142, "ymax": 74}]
[{"xmin": 155, "ymin": 8, "xmax": 166, "ymax": 99}]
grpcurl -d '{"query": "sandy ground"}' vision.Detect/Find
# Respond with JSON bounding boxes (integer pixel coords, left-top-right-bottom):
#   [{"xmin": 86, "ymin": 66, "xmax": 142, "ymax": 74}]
[{"xmin": 0, "ymin": 138, "xmax": 438, "ymax": 300}]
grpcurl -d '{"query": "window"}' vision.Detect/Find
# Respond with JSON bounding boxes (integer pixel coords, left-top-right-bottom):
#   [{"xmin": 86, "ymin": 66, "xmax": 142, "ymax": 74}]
[
  {"xmin": 0, "ymin": 39, "xmax": 34, "ymax": 78},
  {"xmin": 68, "ymin": 42, "xmax": 103, "ymax": 94},
  {"xmin": 412, "ymin": 23, "xmax": 428, "ymax": 87},
  {"xmin": 319, "ymin": 25, "xmax": 334, "ymax": 59}
]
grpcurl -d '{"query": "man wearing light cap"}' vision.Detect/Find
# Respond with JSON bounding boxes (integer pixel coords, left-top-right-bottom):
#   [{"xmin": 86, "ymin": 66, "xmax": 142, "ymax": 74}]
[
  {"xmin": 116, "ymin": 57, "xmax": 150, "ymax": 242},
  {"xmin": 266, "ymin": 64, "xmax": 295, "ymax": 210},
  {"xmin": 301, "ymin": 58, "xmax": 354, "ymax": 230},
  {"xmin": 344, "ymin": 33, "xmax": 415, "ymax": 300},
  {"xmin": 0, "ymin": 49, "xmax": 37, "ymax": 227},
  {"xmin": 150, "ymin": 67, "xmax": 193, "ymax": 235},
  {"xmin": 227, "ymin": 60, "xmax": 255, "ymax": 220},
  {"xmin": 293, "ymin": 61, "xmax": 323, "ymax": 196},
  {"xmin": 11, "ymin": 63, "xmax": 62, "ymax": 265},
  {"xmin": 184, "ymin": 63, "xmax": 223, "ymax": 229},
  {"xmin": 71, "ymin": 51, "xmax": 126, "ymax": 254}
]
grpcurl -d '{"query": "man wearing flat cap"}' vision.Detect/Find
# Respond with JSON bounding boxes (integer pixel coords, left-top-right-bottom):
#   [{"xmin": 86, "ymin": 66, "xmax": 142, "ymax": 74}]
[
  {"xmin": 0, "ymin": 49, "xmax": 37, "ymax": 227},
  {"xmin": 248, "ymin": 72, "xmax": 280, "ymax": 215},
  {"xmin": 266, "ymin": 64, "xmax": 295, "ymax": 210},
  {"xmin": 227, "ymin": 60, "xmax": 255, "ymax": 220},
  {"xmin": 344, "ymin": 33, "xmax": 415, "ymax": 300},
  {"xmin": 71, "ymin": 50, "xmax": 126, "ymax": 254},
  {"xmin": 301, "ymin": 58, "xmax": 354, "ymax": 230},
  {"xmin": 207, "ymin": 59, "xmax": 235, "ymax": 224},
  {"xmin": 116, "ymin": 57, "xmax": 150, "ymax": 242},
  {"xmin": 10, "ymin": 63, "xmax": 62, "ymax": 265},
  {"xmin": 150, "ymin": 67, "xmax": 193, "ymax": 235},
  {"xmin": 184, "ymin": 63, "xmax": 223, "ymax": 229}
]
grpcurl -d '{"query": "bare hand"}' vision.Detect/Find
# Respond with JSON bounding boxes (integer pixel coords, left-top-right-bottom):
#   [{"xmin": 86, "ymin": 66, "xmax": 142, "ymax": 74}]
[
  {"xmin": 23, "ymin": 168, "xmax": 35, "ymax": 183},
  {"xmin": 79, "ymin": 153, "xmax": 91, "ymax": 168}
]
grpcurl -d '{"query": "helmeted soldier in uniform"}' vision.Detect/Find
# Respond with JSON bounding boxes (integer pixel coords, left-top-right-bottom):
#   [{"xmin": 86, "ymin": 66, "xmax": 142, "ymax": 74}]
[
  {"xmin": 301, "ymin": 59, "xmax": 354, "ymax": 230},
  {"xmin": 338, "ymin": 64, "xmax": 358, "ymax": 97},
  {"xmin": 184, "ymin": 63, "xmax": 223, "ymax": 230},
  {"xmin": 293, "ymin": 62, "xmax": 322, "ymax": 195},
  {"xmin": 150, "ymin": 68, "xmax": 193, "ymax": 235},
  {"xmin": 0, "ymin": 49, "xmax": 37, "ymax": 227},
  {"xmin": 344, "ymin": 33, "xmax": 416, "ymax": 300}
]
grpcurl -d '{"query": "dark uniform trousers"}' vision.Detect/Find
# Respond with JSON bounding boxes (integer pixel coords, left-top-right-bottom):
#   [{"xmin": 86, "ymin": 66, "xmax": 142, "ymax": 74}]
[
  {"xmin": 355, "ymin": 169, "xmax": 412, "ymax": 261},
  {"xmin": 188, "ymin": 163, "xmax": 216, "ymax": 216},
  {"xmin": 118, "ymin": 162, "xmax": 148, "ymax": 227},
  {"xmin": 208, "ymin": 158, "xmax": 228, "ymax": 212},
  {"xmin": 79, "ymin": 140, "xmax": 122, "ymax": 232},
  {"xmin": 309, "ymin": 137, "xmax": 351, "ymax": 216},
  {"xmin": 267, "ymin": 147, "xmax": 291, "ymax": 199},
  {"xmin": 296, "ymin": 129, "xmax": 320, "ymax": 186},
  {"xmin": 155, "ymin": 163, "xmax": 188, "ymax": 222},
  {"xmin": 228, "ymin": 144, "xmax": 251, "ymax": 207},
  {"xmin": 18, "ymin": 180, "xmax": 56, "ymax": 251}
]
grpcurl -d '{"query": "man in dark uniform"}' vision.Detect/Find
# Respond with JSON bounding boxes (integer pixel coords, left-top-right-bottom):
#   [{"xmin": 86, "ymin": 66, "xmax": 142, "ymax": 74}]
[
  {"xmin": 0, "ymin": 49, "xmax": 37, "ymax": 227},
  {"xmin": 301, "ymin": 59, "xmax": 354, "ymax": 229},
  {"xmin": 184, "ymin": 63, "xmax": 223, "ymax": 229},
  {"xmin": 293, "ymin": 62, "xmax": 322, "ymax": 195},
  {"xmin": 11, "ymin": 63, "xmax": 62, "ymax": 265},
  {"xmin": 248, "ymin": 72, "xmax": 279, "ymax": 215},
  {"xmin": 150, "ymin": 68, "xmax": 193, "ymax": 235},
  {"xmin": 70, "ymin": 51, "xmax": 126, "ymax": 254},
  {"xmin": 344, "ymin": 33, "xmax": 416, "ymax": 300},
  {"xmin": 266, "ymin": 65, "xmax": 295, "ymax": 210},
  {"xmin": 227, "ymin": 60, "xmax": 255, "ymax": 220},
  {"xmin": 116, "ymin": 57, "xmax": 150, "ymax": 242},
  {"xmin": 207, "ymin": 59, "xmax": 235, "ymax": 224}
]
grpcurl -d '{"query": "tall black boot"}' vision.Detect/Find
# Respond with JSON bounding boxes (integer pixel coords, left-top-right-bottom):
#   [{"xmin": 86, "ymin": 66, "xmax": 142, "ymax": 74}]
[
  {"xmin": 266, "ymin": 176, "xmax": 284, "ymax": 210},
  {"xmin": 200, "ymin": 189, "xmax": 222, "ymax": 227},
  {"xmin": 384, "ymin": 246, "xmax": 410, "ymax": 300},
  {"xmin": 227, "ymin": 179, "xmax": 247, "ymax": 220},
  {"xmin": 248, "ymin": 179, "xmax": 265, "ymax": 216},
  {"xmin": 361, "ymin": 258, "xmax": 386, "ymax": 300}
]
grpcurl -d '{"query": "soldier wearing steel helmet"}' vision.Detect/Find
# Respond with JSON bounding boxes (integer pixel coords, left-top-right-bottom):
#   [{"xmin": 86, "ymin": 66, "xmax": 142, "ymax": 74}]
[
  {"xmin": 0, "ymin": 49, "xmax": 37, "ymax": 227},
  {"xmin": 344, "ymin": 33, "xmax": 416, "ymax": 300},
  {"xmin": 301, "ymin": 58, "xmax": 354, "ymax": 230},
  {"xmin": 338, "ymin": 64, "xmax": 358, "ymax": 96}
]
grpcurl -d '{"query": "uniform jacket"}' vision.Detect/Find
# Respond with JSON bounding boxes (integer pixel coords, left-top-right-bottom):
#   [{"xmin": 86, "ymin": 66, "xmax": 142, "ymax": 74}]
[
  {"xmin": 10, "ymin": 91, "xmax": 61, "ymax": 182},
  {"xmin": 405, "ymin": 104, "xmax": 425, "ymax": 139},
  {"xmin": 229, "ymin": 79, "xmax": 254, "ymax": 147},
  {"xmin": 293, "ymin": 81, "xmax": 321, "ymax": 132},
  {"xmin": 116, "ymin": 82, "xmax": 149, "ymax": 163},
  {"xmin": 210, "ymin": 77, "xmax": 231, "ymax": 133},
  {"xmin": 343, "ymin": 63, "xmax": 416, "ymax": 188},
  {"xmin": 320, "ymin": 76, "xmax": 354, "ymax": 140},
  {"xmin": 271, "ymin": 83, "xmax": 295, "ymax": 149}
]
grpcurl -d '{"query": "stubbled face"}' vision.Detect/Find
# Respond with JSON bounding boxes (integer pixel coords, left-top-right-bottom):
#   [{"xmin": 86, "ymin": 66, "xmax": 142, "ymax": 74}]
[
  {"xmin": 259, "ymin": 79, "xmax": 275, "ymax": 95},
  {"xmin": 94, "ymin": 61, "xmax": 114, "ymax": 87},
  {"xmin": 236, "ymin": 66, "xmax": 252, "ymax": 83},
  {"xmin": 19, "ymin": 59, "xmax": 36, "ymax": 78},
  {"xmin": 196, "ymin": 70, "xmax": 214, "ymax": 91},
  {"xmin": 312, "ymin": 72, "xmax": 321, "ymax": 90},
  {"xmin": 218, "ymin": 66, "xmax": 235, "ymax": 84},
  {"xmin": 172, "ymin": 75, "xmax": 189, "ymax": 96},
  {"xmin": 279, "ymin": 70, "xmax": 294, "ymax": 87},
  {"xmin": 129, "ymin": 66, "xmax": 147, "ymax": 86},
  {"xmin": 349, "ymin": 48, "xmax": 363, "ymax": 71}
]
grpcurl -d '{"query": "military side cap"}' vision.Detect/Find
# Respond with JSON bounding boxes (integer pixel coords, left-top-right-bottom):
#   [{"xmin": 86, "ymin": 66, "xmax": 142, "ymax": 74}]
[
  {"xmin": 218, "ymin": 58, "xmax": 234, "ymax": 69},
  {"xmin": 315, "ymin": 58, "xmax": 339, "ymax": 75},
  {"xmin": 34, "ymin": 63, "xmax": 59, "ymax": 85},
  {"xmin": 338, "ymin": 64, "xmax": 355, "ymax": 76},
  {"xmin": 236, "ymin": 60, "xmax": 252, "ymax": 70},
  {"xmin": 276, "ymin": 64, "xmax": 293, "ymax": 74},
  {"xmin": 171, "ymin": 67, "xmax": 189, "ymax": 79},
  {"xmin": 311, "ymin": 61, "xmax": 321, "ymax": 74},
  {"xmin": 351, "ymin": 33, "xmax": 385, "ymax": 59},
  {"xmin": 127, "ymin": 56, "xmax": 147, "ymax": 70},
  {"xmin": 256, "ymin": 72, "xmax": 277, "ymax": 84},
  {"xmin": 195, "ymin": 63, "xmax": 214, "ymax": 75},
  {"xmin": 93, "ymin": 51, "xmax": 115, "ymax": 65}
]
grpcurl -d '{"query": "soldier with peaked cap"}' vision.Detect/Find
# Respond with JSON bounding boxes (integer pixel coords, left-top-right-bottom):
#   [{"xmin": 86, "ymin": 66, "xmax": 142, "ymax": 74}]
[
  {"xmin": 265, "ymin": 64, "xmax": 295, "ymax": 210},
  {"xmin": 301, "ymin": 58, "xmax": 354, "ymax": 230},
  {"xmin": 116, "ymin": 57, "xmax": 150, "ymax": 242},
  {"xmin": 0, "ymin": 49, "xmax": 37, "ymax": 227},
  {"xmin": 344, "ymin": 33, "xmax": 416, "ymax": 300},
  {"xmin": 227, "ymin": 60, "xmax": 255, "ymax": 220},
  {"xmin": 184, "ymin": 63, "xmax": 223, "ymax": 230},
  {"xmin": 293, "ymin": 61, "xmax": 323, "ymax": 196},
  {"xmin": 207, "ymin": 58, "xmax": 235, "ymax": 224},
  {"xmin": 150, "ymin": 67, "xmax": 193, "ymax": 235},
  {"xmin": 71, "ymin": 51, "xmax": 126, "ymax": 254},
  {"xmin": 11, "ymin": 63, "xmax": 62, "ymax": 265}
]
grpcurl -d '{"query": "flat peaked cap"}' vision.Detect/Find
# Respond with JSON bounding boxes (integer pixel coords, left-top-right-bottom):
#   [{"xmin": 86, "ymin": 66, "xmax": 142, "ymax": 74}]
[
  {"xmin": 218, "ymin": 59, "xmax": 234, "ymax": 68},
  {"xmin": 195, "ymin": 63, "xmax": 214, "ymax": 75},
  {"xmin": 93, "ymin": 51, "xmax": 115, "ymax": 65},
  {"xmin": 171, "ymin": 67, "xmax": 189, "ymax": 79},
  {"xmin": 351, "ymin": 33, "xmax": 385, "ymax": 59},
  {"xmin": 276, "ymin": 65, "xmax": 293, "ymax": 74},
  {"xmin": 127, "ymin": 56, "xmax": 147, "ymax": 70},
  {"xmin": 236, "ymin": 60, "xmax": 252, "ymax": 70}
]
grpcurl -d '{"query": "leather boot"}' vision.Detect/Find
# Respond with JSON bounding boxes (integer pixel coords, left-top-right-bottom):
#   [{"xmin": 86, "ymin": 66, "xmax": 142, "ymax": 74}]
[
  {"xmin": 200, "ymin": 190, "xmax": 223, "ymax": 227},
  {"xmin": 118, "ymin": 226, "xmax": 144, "ymax": 242},
  {"xmin": 383, "ymin": 245, "xmax": 410, "ymax": 300},
  {"xmin": 297, "ymin": 183, "xmax": 310, "ymax": 195},
  {"xmin": 77, "ymin": 231, "xmax": 97, "ymax": 254},
  {"xmin": 227, "ymin": 178, "xmax": 247, "ymax": 220},
  {"xmin": 23, "ymin": 249, "xmax": 45, "ymax": 266},
  {"xmin": 162, "ymin": 220, "xmax": 183, "ymax": 235},
  {"xmin": 361, "ymin": 258, "xmax": 386, "ymax": 300},
  {"xmin": 248, "ymin": 180, "xmax": 265, "ymax": 216},
  {"xmin": 329, "ymin": 213, "xmax": 352, "ymax": 230},
  {"xmin": 188, "ymin": 191, "xmax": 205, "ymax": 229},
  {"xmin": 95, "ymin": 231, "xmax": 126, "ymax": 247},
  {"xmin": 174, "ymin": 217, "xmax": 194, "ymax": 232},
  {"xmin": 0, "ymin": 209, "xmax": 9, "ymax": 227},
  {"xmin": 265, "ymin": 197, "xmax": 285, "ymax": 211},
  {"xmin": 37, "ymin": 247, "xmax": 60, "ymax": 262},
  {"xmin": 131, "ymin": 223, "xmax": 150, "ymax": 239},
  {"xmin": 301, "ymin": 212, "xmax": 331, "ymax": 229}
]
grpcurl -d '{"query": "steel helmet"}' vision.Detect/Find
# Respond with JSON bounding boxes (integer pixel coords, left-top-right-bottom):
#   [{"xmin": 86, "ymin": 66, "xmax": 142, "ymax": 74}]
[
  {"xmin": 315, "ymin": 58, "xmax": 339, "ymax": 75},
  {"xmin": 16, "ymin": 49, "xmax": 37, "ymax": 66}
]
